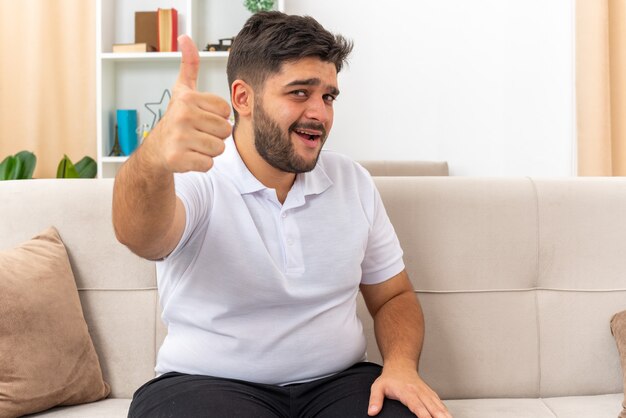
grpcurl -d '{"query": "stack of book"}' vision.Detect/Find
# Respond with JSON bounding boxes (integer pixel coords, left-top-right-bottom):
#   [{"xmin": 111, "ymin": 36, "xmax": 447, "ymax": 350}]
[
  {"xmin": 135, "ymin": 11, "xmax": 158, "ymax": 51},
  {"xmin": 157, "ymin": 8, "xmax": 178, "ymax": 52},
  {"xmin": 112, "ymin": 43, "xmax": 156, "ymax": 53},
  {"xmin": 111, "ymin": 8, "xmax": 177, "ymax": 53}
]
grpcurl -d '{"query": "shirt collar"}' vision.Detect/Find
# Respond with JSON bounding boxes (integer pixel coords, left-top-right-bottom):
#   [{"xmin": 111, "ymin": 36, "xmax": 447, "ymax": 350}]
[
  {"xmin": 215, "ymin": 136, "xmax": 333, "ymax": 198},
  {"xmin": 214, "ymin": 136, "xmax": 266, "ymax": 195},
  {"xmin": 298, "ymin": 157, "xmax": 333, "ymax": 197}
]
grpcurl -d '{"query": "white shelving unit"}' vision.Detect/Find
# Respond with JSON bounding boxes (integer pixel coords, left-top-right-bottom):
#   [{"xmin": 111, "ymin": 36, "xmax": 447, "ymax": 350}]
[{"xmin": 96, "ymin": 0, "xmax": 285, "ymax": 178}]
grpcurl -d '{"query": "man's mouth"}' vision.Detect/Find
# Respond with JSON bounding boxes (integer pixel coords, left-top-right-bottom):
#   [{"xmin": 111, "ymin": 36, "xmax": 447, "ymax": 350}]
[{"xmin": 293, "ymin": 128, "xmax": 323, "ymax": 142}]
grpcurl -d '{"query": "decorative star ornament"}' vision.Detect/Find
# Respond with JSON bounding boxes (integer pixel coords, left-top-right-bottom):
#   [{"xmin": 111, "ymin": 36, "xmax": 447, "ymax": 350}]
[{"xmin": 144, "ymin": 89, "xmax": 171, "ymax": 130}]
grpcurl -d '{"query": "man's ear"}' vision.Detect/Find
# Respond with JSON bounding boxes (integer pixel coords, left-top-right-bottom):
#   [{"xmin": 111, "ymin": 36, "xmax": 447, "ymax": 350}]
[{"xmin": 231, "ymin": 80, "xmax": 253, "ymax": 118}]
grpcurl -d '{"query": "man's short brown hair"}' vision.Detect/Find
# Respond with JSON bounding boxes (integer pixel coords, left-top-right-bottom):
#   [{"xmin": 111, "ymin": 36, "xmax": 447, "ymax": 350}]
[{"xmin": 227, "ymin": 12, "xmax": 353, "ymax": 119}]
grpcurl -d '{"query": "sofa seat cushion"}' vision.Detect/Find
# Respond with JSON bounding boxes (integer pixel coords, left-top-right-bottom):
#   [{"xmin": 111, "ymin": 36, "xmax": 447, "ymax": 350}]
[
  {"xmin": 22, "ymin": 394, "xmax": 624, "ymax": 418},
  {"xmin": 25, "ymin": 399, "xmax": 131, "ymax": 417},
  {"xmin": 444, "ymin": 394, "xmax": 622, "ymax": 418},
  {"xmin": 444, "ymin": 398, "xmax": 556, "ymax": 417},
  {"xmin": 542, "ymin": 393, "xmax": 623, "ymax": 418}
]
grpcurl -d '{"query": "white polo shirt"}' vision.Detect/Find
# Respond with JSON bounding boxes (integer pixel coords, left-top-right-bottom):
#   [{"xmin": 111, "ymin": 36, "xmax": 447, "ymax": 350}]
[{"xmin": 155, "ymin": 137, "xmax": 404, "ymax": 385}]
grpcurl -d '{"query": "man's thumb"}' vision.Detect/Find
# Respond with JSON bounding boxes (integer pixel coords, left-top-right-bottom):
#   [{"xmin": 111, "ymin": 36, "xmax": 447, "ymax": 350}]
[
  {"xmin": 176, "ymin": 35, "xmax": 199, "ymax": 90},
  {"xmin": 368, "ymin": 386, "xmax": 384, "ymax": 416}
]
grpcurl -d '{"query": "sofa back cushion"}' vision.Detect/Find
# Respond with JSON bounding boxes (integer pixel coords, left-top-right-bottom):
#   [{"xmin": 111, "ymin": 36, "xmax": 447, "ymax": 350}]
[
  {"xmin": 365, "ymin": 177, "xmax": 625, "ymax": 399},
  {"xmin": 0, "ymin": 179, "xmax": 158, "ymax": 399},
  {"xmin": 367, "ymin": 177, "xmax": 542, "ymax": 399},
  {"xmin": 2, "ymin": 177, "xmax": 623, "ymax": 401},
  {"xmin": 358, "ymin": 160, "xmax": 449, "ymax": 176},
  {"xmin": 533, "ymin": 179, "xmax": 626, "ymax": 397}
]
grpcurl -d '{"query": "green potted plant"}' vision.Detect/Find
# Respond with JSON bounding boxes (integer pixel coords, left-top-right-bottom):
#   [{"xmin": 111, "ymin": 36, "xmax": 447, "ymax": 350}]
[
  {"xmin": 0, "ymin": 151, "xmax": 36, "ymax": 180},
  {"xmin": 244, "ymin": 0, "xmax": 275, "ymax": 13},
  {"xmin": 56, "ymin": 155, "xmax": 97, "ymax": 178},
  {"xmin": 0, "ymin": 151, "xmax": 97, "ymax": 180}
]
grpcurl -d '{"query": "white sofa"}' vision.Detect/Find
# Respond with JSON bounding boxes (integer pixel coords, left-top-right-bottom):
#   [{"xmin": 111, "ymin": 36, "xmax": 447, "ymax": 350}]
[
  {"xmin": 357, "ymin": 160, "xmax": 449, "ymax": 176},
  {"xmin": 1, "ymin": 177, "xmax": 623, "ymax": 417}
]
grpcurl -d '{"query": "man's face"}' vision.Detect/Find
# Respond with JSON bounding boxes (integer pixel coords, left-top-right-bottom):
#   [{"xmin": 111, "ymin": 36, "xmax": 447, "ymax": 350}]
[{"xmin": 252, "ymin": 57, "xmax": 339, "ymax": 173}]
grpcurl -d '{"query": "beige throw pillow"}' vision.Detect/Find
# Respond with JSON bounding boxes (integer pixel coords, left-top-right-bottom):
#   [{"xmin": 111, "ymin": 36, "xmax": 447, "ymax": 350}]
[
  {"xmin": 0, "ymin": 227, "xmax": 110, "ymax": 418},
  {"xmin": 611, "ymin": 310, "xmax": 626, "ymax": 418}
]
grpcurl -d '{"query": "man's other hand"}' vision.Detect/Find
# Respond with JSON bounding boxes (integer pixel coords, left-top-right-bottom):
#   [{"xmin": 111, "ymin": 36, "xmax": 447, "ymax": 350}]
[{"xmin": 368, "ymin": 365, "xmax": 452, "ymax": 418}]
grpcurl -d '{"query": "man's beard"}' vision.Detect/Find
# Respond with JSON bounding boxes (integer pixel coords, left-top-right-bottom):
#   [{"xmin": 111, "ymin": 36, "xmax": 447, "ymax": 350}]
[{"xmin": 253, "ymin": 100, "xmax": 327, "ymax": 174}]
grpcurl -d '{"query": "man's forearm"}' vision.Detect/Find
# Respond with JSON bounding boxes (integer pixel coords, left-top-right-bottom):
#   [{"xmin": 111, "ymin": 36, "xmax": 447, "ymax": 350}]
[
  {"xmin": 112, "ymin": 36, "xmax": 231, "ymax": 260},
  {"xmin": 112, "ymin": 133, "xmax": 178, "ymax": 260},
  {"xmin": 373, "ymin": 290, "xmax": 425, "ymax": 371},
  {"xmin": 368, "ymin": 290, "xmax": 451, "ymax": 417}
]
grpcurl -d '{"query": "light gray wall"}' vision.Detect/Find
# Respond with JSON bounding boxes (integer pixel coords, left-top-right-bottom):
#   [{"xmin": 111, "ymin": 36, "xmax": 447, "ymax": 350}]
[{"xmin": 284, "ymin": 0, "xmax": 576, "ymax": 176}]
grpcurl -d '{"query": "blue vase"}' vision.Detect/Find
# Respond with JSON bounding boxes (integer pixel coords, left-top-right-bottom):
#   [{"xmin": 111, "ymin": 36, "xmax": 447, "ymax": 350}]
[{"xmin": 117, "ymin": 109, "xmax": 138, "ymax": 156}]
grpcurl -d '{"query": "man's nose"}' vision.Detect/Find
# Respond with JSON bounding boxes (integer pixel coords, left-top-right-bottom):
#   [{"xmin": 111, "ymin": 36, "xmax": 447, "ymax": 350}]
[{"xmin": 304, "ymin": 96, "xmax": 331, "ymax": 124}]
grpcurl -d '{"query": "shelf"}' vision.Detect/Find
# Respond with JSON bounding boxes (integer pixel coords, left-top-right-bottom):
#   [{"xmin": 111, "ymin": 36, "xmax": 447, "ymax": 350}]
[
  {"xmin": 102, "ymin": 156, "xmax": 130, "ymax": 163},
  {"xmin": 101, "ymin": 51, "xmax": 229, "ymax": 61}
]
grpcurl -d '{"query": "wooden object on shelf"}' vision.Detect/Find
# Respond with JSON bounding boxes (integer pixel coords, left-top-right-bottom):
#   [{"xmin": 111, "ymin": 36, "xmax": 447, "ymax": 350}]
[
  {"xmin": 135, "ymin": 11, "xmax": 158, "ymax": 51},
  {"xmin": 112, "ymin": 43, "xmax": 157, "ymax": 53},
  {"xmin": 157, "ymin": 8, "xmax": 178, "ymax": 52}
]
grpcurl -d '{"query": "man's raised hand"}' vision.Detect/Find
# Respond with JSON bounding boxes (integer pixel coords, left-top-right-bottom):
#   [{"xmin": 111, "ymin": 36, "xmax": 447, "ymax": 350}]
[{"xmin": 149, "ymin": 34, "xmax": 232, "ymax": 174}]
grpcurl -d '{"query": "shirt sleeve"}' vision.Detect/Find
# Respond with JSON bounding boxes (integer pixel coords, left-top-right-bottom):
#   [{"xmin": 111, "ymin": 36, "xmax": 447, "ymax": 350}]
[
  {"xmin": 360, "ymin": 177, "xmax": 405, "ymax": 285},
  {"xmin": 165, "ymin": 171, "xmax": 213, "ymax": 259}
]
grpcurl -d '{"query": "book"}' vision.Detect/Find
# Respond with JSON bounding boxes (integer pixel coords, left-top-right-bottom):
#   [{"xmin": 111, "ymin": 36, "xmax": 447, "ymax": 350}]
[
  {"xmin": 157, "ymin": 8, "xmax": 178, "ymax": 52},
  {"xmin": 112, "ymin": 43, "xmax": 157, "ymax": 53},
  {"xmin": 135, "ymin": 11, "xmax": 158, "ymax": 51}
]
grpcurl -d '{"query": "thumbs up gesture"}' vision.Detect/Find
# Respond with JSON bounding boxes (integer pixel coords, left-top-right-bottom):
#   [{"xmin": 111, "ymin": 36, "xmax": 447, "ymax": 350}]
[{"xmin": 150, "ymin": 35, "xmax": 232, "ymax": 173}]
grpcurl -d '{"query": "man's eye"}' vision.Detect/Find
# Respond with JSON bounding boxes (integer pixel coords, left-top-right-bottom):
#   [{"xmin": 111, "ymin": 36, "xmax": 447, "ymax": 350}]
[
  {"xmin": 292, "ymin": 90, "xmax": 307, "ymax": 97},
  {"xmin": 323, "ymin": 94, "xmax": 336, "ymax": 103}
]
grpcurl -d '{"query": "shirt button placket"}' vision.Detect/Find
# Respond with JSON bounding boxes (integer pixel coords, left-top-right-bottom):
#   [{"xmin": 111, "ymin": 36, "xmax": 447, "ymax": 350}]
[
  {"xmin": 281, "ymin": 209, "xmax": 304, "ymax": 275},
  {"xmin": 282, "ymin": 211, "xmax": 290, "ymax": 269},
  {"xmin": 281, "ymin": 211, "xmax": 288, "ymax": 246}
]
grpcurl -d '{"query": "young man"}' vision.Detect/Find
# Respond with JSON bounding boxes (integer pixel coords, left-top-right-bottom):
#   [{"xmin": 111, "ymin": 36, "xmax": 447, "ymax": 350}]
[{"xmin": 113, "ymin": 12, "xmax": 450, "ymax": 418}]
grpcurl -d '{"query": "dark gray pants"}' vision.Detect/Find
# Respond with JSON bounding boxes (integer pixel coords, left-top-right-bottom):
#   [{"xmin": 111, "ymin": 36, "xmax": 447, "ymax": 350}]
[{"xmin": 128, "ymin": 362, "xmax": 414, "ymax": 418}]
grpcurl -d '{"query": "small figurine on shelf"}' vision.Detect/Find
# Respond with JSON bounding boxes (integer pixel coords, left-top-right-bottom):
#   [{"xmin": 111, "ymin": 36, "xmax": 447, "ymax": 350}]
[
  {"xmin": 109, "ymin": 124, "xmax": 122, "ymax": 157},
  {"xmin": 136, "ymin": 123, "xmax": 151, "ymax": 145},
  {"xmin": 204, "ymin": 38, "xmax": 234, "ymax": 52},
  {"xmin": 244, "ymin": 0, "xmax": 274, "ymax": 13}
]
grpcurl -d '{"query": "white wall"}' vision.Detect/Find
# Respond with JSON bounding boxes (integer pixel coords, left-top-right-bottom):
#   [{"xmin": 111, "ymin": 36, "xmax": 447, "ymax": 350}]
[{"xmin": 284, "ymin": 0, "xmax": 575, "ymax": 176}]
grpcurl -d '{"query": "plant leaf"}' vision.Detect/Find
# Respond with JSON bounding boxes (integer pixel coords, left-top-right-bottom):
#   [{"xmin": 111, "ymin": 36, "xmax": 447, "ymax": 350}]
[
  {"xmin": 74, "ymin": 156, "xmax": 97, "ymax": 178},
  {"xmin": 56, "ymin": 155, "xmax": 80, "ymax": 178},
  {"xmin": 0, "ymin": 156, "xmax": 20, "ymax": 180},
  {"xmin": 8, "ymin": 157, "xmax": 22, "ymax": 180},
  {"xmin": 244, "ymin": 0, "xmax": 274, "ymax": 12},
  {"xmin": 0, "ymin": 156, "xmax": 13, "ymax": 180},
  {"xmin": 15, "ymin": 151, "xmax": 36, "ymax": 179}
]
